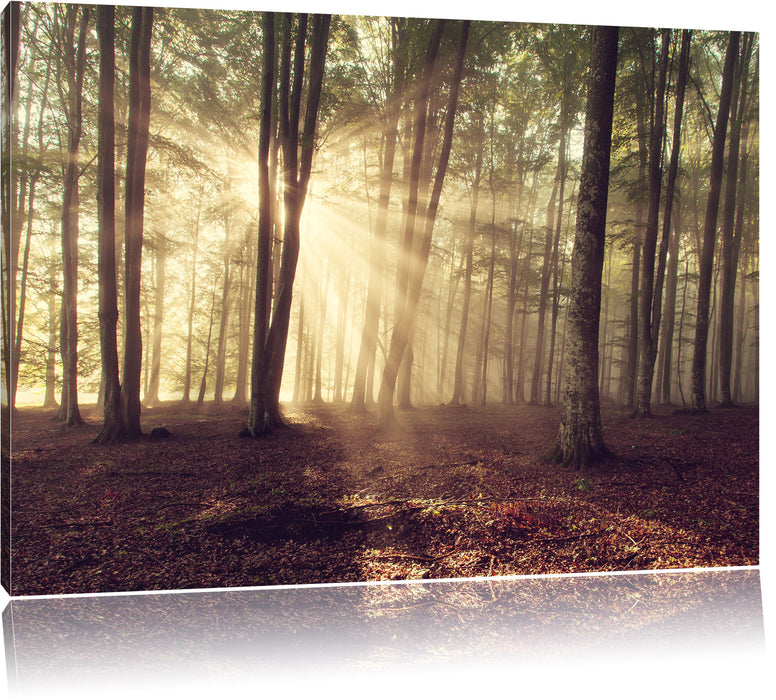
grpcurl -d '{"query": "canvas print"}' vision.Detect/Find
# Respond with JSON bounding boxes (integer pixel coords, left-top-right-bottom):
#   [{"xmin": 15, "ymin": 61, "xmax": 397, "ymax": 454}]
[
  {"xmin": 0, "ymin": 2, "xmax": 759, "ymax": 596},
  {"xmin": 2, "ymin": 568, "xmax": 765, "ymax": 696}
]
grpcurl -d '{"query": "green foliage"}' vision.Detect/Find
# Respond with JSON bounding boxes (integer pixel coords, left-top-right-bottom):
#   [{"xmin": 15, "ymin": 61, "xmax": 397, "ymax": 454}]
[{"xmin": 573, "ymin": 478, "xmax": 592, "ymax": 492}]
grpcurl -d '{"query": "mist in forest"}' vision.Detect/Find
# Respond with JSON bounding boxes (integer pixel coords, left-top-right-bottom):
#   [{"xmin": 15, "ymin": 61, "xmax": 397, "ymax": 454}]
[{"xmin": 3, "ymin": 4, "xmax": 759, "ymax": 431}]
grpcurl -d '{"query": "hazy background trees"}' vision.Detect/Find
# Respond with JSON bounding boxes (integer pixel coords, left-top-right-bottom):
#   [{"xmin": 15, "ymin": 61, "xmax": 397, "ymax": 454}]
[{"xmin": 3, "ymin": 4, "xmax": 759, "ymax": 439}]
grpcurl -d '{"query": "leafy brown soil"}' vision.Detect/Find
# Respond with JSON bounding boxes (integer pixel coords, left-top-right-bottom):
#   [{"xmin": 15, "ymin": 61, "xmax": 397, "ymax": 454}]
[{"xmin": 9, "ymin": 401, "xmax": 758, "ymax": 596}]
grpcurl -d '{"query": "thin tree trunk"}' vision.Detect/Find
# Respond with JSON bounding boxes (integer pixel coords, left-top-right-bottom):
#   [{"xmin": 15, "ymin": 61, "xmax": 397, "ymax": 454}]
[
  {"xmin": 350, "ymin": 18, "xmax": 403, "ymax": 413},
  {"xmin": 314, "ymin": 264, "xmax": 330, "ymax": 402},
  {"xmin": 634, "ymin": 28, "xmax": 670, "ymax": 417},
  {"xmin": 233, "ymin": 225, "xmax": 254, "ymax": 404},
  {"xmin": 657, "ymin": 212, "xmax": 681, "ymax": 404},
  {"xmin": 182, "ymin": 201, "xmax": 201, "ymax": 403},
  {"xmin": 121, "ymin": 6, "xmax": 153, "ymax": 436},
  {"xmin": 244, "ymin": 13, "xmax": 330, "ymax": 436},
  {"xmin": 334, "ymin": 271, "xmax": 349, "ymax": 402},
  {"xmin": 44, "ymin": 261, "xmax": 60, "ymax": 409},
  {"xmin": 719, "ymin": 32, "xmax": 753, "ymax": 407},
  {"xmin": 732, "ymin": 267, "xmax": 747, "ymax": 403},
  {"xmin": 691, "ymin": 32, "xmax": 739, "ymax": 413},
  {"xmin": 479, "ymin": 222, "xmax": 496, "ymax": 405},
  {"xmin": 58, "ymin": 6, "xmax": 90, "ymax": 426},
  {"xmin": 377, "ymin": 20, "xmax": 468, "ymax": 428},
  {"xmin": 213, "ymin": 217, "xmax": 232, "ymax": 405},
  {"xmin": 197, "ymin": 288, "xmax": 217, "ymax": 409},
  {"xmin": 676, "ymin": 253, "xmax": 690, "ymax": 407},
  {"xmin": 530, "ymin": 159, "xmax": 560, "ymax": 405},
  {"xmin": 450, "ymin": 117, "xmax": 483, "ymax": 405},
  {"xmin": 146, "ymin": 236, "xmax": 166, "ymax": 405},
  {"xmin": 93, "ymin": 4, "xmax": 125, "ymax": 443}
]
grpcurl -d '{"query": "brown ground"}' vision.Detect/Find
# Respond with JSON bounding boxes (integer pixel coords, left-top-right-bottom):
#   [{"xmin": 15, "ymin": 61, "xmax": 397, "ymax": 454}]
[{"xmin": 8, "ymin": 400, "xmax": 758, "ymax": 596}]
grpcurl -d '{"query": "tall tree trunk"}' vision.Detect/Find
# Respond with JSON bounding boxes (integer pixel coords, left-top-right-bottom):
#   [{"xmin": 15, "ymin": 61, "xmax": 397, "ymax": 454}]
[
  {"xmin": 623, "ymin": 34, "xmax": 651, "ymax": 408},
  {"xmin": 637, "ymin": 28, "xmax": 691, "ymax": 416},
  {"xmin": 248, "ymin": 9, "xmax": 275, "ymax": 419},
  {"xmin": 44, "ymin": 263, "xmax": 59, "ymax": 409},
  {"xmin": 58, "ymin": 6, "xmax": 89, "ymax": 427},
  {"xmin": 377, "ymin": 20, "xmax": 468, "ymax": 429},
  {"xmin": 213, "ymin": 218, "xmax": 232, "ymax": 405},
  {"xmin": 313, "ymin": 264, "xmax": 330, "ymax": 402},
  {"xmin": 350, "ymin": 18, "xmax": 403, "ymax": 413},
  {"xmin": 718, "ymin": 32, "xmax": 753, "ymax": 407},
  {"xmin": 450, "ymin": 119, "xmax": 483, "ymax": 405},
  {"xmin": 10, "ymin": 10, "xmax": 44, "ymax": 412},
  {"xmin": 233, "ymin": 225, "xmax": 254, "ymax": 404},
  {"xmin": 633, "ymin": 28, "xmax": 670, "ymax": 416},
  {"xmin": 292, "ymin": 292, "xmax": 305, "ymax": 404},
  {"xmin": 530, "ymin": 157, "xmax": 561, "ymax": 404},
  {"xmin": 690, "ymin": 32, "xmax": 739, "ymax": 413},
  {"xmin": 121, "ymin": 6, "xmax": 153, "ymax": 436},
  {"xmin": 182, "ymin": 202, "xmax": 201, "ymax": 403},
  {"xmin": 598, "ymin": 243, "xmax": 612, "ymax": 396},
  {"xmin": 1, "ymin": 1, "xmax": 20, "ymax": 420},
  {"xmin": 503, "ymin": 218, "xmax": 525, "ymax": 405},
  {"xmin": 514, "ymin": 230, "xmax": 535, "ymax": 405},
  {"xmin": 146, "ymin": 236, "xmax": 166, "ymax": 405},
  {"xmin": 244, "ymin": 13, "xmax": 330, "ymax": 436},
  {"xmin": 93, "ymin": 5, "xmax": 125, "ymax": 444},
  {"xmin": 438, "ymin": 237, "xmax": 462, "ymax": 400},
  {"xmin": 732, "ymin": 265, "xmax": 747, "ymax": 403},
  {"xmin": 657, "ymin": 211, "xmax": 681, "ymax": 404},
  {"xmin": 544, "ymin": 146, "xmax": 571, "ymax": 407},
  {"xmin": 479, "ymin": 222, "xmax": 496, "ymax": 405},
  {"xmin": 546, "ymin": 26, "xmax": 618, "ymax": 469},
  {"xmin": 676, "ymin": 253, "xmax": 690, "ymax": 407},
  {"xmin": 197, "ymin": 289, "xmax": 217, "ymax": 409},
  {"xmin": 333, "ymin": 271, "xmax": 349, "ymax": 402}
]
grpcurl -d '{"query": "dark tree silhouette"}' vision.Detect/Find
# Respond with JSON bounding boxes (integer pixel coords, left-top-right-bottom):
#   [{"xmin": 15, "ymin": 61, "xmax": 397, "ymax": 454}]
[
  {"xmin": 121, "ymin": 6, "xmax": 154, "ymax": 437},
  {"xmin": 244, "ymin": 13, "xmax": 331, "ymax": 437},
  {"xmin": 690, "ymin": 31, "xmax": 739, "ymax": 413},
  {"xmin": 93, "ymin": 4, "xmax": 125, "ymax": 445}
]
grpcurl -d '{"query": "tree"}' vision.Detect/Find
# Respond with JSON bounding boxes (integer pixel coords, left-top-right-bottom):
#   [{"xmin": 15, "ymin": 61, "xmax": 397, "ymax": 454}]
[
  {"xmin": 1, "ymin": 1, "xmax": 20, "ymax": 418},
  {"xmin": 93, "ymin": 4, "xmax": 125, "ymax": 444},
  {"xmin": 377, "ymin": 19, "xmax": 469, "ymax": 429},
  {"xmin": 635, "ymin": 29, "xmax": 691, "ymax": 416},
  {"xmin": 243, "ymin": 12, "xmax": 331, "ymax": 437},
  {"xmin": 690, "ymin": 31, "xmax": 739, "ymax": 413},
  {"xmin": 121, "ymin": 6, "xmax": 154, "ymax": 436},
  {"xmin": 350, "ymin": 17, "xmax": 404, "ymax": 413},
  {"xmin": 718, "ymin": 32, "xmax": 754, "ymax": 407},
  {"xmin": 546, "ymin": 25, "xmax": 618, "ymax": 469},
  {"xmin": 57, "ymin": 4, "xmax": 90, "ymax": 427}
]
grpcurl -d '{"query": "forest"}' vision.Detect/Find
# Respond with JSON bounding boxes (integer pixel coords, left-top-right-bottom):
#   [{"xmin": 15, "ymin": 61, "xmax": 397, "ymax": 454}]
[{"xmin": 0, "ymin": 3, "xmax": 759, "ymax": 595}]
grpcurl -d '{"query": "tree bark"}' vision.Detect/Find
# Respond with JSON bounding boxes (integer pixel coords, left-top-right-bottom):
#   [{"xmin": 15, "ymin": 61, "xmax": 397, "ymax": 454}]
[
  {"xmin": 546, "ymin": 26, "xmax": 618, "ymax": 469},
  {"xmin": 93, "ymin": 4, "xmax": 125, "ymax": 444},
  {"xmin": 1, "ymin": 1, "xmax": 20, "ymax": 419},
  {"xmin": 121, "ymin": 6, "xmax": 153, "ymax": 436},
  {"xmin": 690, "ymin": 32, "xmax": 739, "ymax": 413},
  {"xmin": 244, "ymin": 12, "xmax": 330, "ymax": 436},
  {"xmin": 58, "ymin": 5, "xmax": 89, "ymax": 427},
  {"xmin": 450, "ymin": 116, "xmax": 483, "ymax": 405},
  {"xmin": 718, "ymin": 32, "xmax": 753, "ymax": 407},
  {"xmin": 634, "ymin": 28, "xmax": 670, "ymax": 416},
  {"xmin": 637, "ymin": 29, "xmax": 691, "ymax": 416}
]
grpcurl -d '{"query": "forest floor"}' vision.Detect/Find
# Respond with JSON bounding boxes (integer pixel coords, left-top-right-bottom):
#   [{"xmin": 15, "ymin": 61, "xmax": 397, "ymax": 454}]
[{"xmin": 9, "ymin": 400, "xmax": 758, "ymax": 596}]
